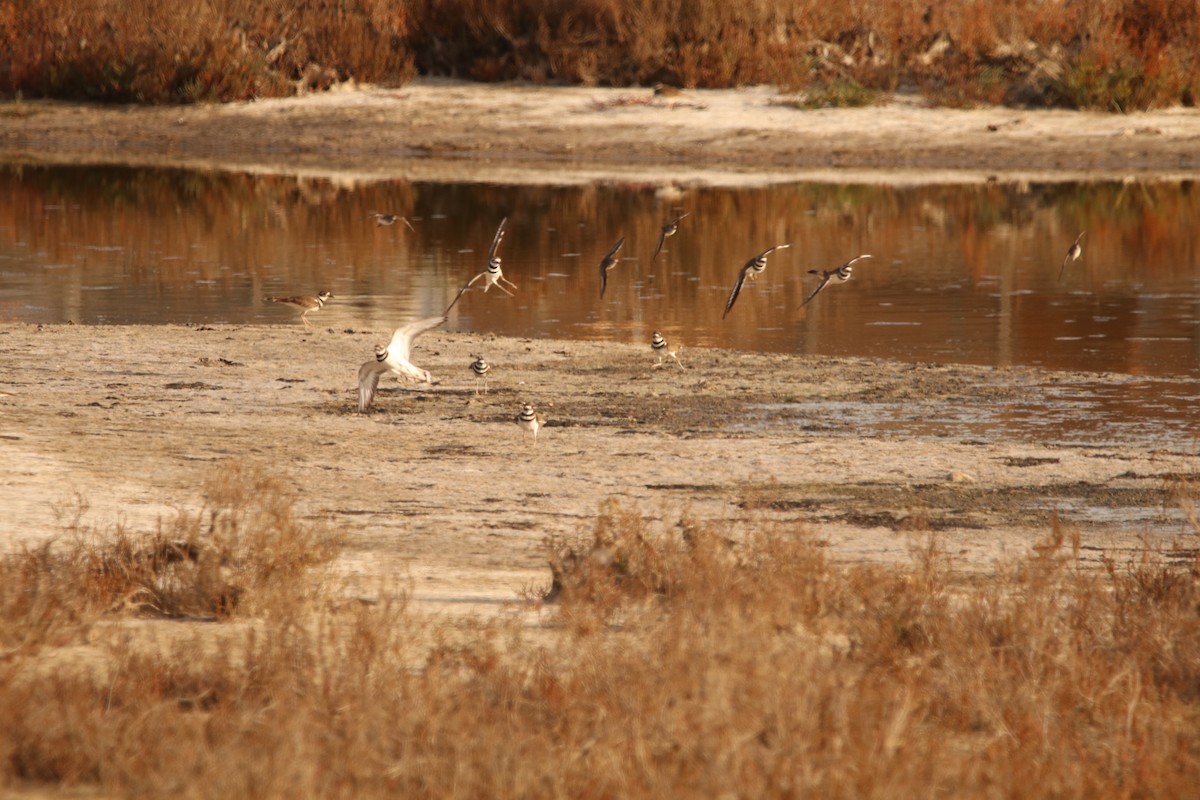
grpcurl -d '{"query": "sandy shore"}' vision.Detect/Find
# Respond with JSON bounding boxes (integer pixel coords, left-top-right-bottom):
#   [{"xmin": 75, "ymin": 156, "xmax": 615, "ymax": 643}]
[
  {"xmin": 3, "ymin": 81, "xmax": 1199, "ymax": 604},
  {"xmin": 3, "ymin": 78, "xmax": 1200, "ymax": 186},
  {"xmin": 2, "ymin": 322, "xmax": 1196, "ymax": 608}
]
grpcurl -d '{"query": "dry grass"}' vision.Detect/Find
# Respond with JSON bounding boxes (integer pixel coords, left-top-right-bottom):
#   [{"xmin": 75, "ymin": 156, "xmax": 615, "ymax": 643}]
[
  {"xmin": 0, "ymin": 0, "xmax": 413, "ymax": 103},
  {"xmin": 1, "ymin": 1, "xmax": 1198, "ymax": 108},
  {"xmin": 2, "ymin": 466, "xmax": 1199, "ymax": 797}
]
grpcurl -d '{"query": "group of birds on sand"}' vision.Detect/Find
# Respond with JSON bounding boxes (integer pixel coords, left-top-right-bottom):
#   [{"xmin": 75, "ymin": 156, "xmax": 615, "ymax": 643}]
[{"xmin": 265, "ymin": 210, "xmax": 1089, "ymax": 441}]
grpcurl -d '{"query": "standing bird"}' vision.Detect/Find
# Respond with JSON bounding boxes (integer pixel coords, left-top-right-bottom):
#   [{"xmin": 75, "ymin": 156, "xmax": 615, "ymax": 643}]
[
  {"xmin": 369, "ymin": 212, "xmax": 415, "ymax": 231},
  {"xmin": 598, "ymin": 236, "xmax": 626, "ymax": 299},
  {"xmin": 263, "ymin": 290, "xmax": 334, "ymax": 329},
  {"xmin": 1059, "ymin": 231, "xmax": 1085, "ymax": 281},
  {"xmin": 517, "ymin": 403, "xmax": 546, "ymax": 442},
  {"xmin": 652, "ymin": 212, "xmax": 690, "ymax": 263},
  {"xmin": 356, "ymin": 316, "xmax": 447, "ymax": 412},
  {"xmin": 469, "ymin": 354, "xmax": 492, "ymax": 394},
  {"xmin": 445, "ymin": 217, "xmax": 517, "ymax": 314},
  {"xmin": 721, "ymin": 244, "xmax": 791, "ymax": 319},
  {"xmin": 651, "ymin": 330, "xmax": 684, "ymax": 368},
  {"xmin": 801, "ymin": 254, "xmax": 872, "ymax": 307}
]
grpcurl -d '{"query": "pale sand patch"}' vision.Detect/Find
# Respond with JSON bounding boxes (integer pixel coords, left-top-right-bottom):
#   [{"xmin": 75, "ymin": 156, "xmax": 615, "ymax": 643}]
[{"xmin": 2, "ymin": 78, "xmax": 1199, "ymax": 186}]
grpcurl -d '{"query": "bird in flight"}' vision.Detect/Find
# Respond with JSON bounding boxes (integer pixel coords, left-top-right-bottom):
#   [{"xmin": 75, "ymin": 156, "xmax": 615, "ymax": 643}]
[
  {"xmin": 263, "ymin": 290, "xmax": 334, "ymax": 329},
  {"xmin": 369, "ymin": 212, "xmax": 415, "ymax": 231},
  {"xmin": 445, "ymin": 217, "xmax": 516, "ymax": 314},
  {"xmin": 356, "ymin": 316, "xmax": 446, "ymax": 412},
  {"xmin": 598, "ymin": 236, "xmax": 626, "ymax": 299},
  {"xmin": 801, "ymin": 255, "xmax": 872, "ymax": 307},
  {"xmin": 1058, "ymin": 231, "xmax": 1085, "ymax": 280},
  {"xmin": 721, "ymin": 244, "xmax": 791, "ymax": 319},
  {"xmin": 652, "ymin": 212, "xmax": 689, "ymax": 263}
]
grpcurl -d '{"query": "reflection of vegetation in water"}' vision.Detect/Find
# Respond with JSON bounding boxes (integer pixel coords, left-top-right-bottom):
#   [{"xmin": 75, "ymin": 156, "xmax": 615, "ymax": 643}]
[
  {"xmin": 3, "ymin": 474, "xmax": 1199, "ymax": 795},
  {"xmin": 2, "ymin": 165, "xmax": 1198, "ymax": 374}
]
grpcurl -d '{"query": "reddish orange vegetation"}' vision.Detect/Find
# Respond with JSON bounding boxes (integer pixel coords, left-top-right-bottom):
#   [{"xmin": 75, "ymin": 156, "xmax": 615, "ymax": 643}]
[{"xmin": 2, "ymin": 0, "xmax": 1199, "ymax": 109}]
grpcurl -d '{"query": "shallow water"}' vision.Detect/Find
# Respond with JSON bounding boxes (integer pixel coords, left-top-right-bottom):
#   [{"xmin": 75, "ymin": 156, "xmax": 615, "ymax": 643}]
[{"xmin": 2, "ymin": 164, "xmax": 1199, "ymax": 382}]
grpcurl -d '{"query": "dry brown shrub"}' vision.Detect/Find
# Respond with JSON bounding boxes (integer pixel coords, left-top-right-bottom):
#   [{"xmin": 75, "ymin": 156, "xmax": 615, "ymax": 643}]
[
  {"xmin": 0, "ymin": 0, "xmax": 413, "ymax": 103},
  {"xmin": 3, "ymin": 0, "xmax": 1199, "ymax": 107},
  {"xmin": 2, "ymin": 497, "xmax": 1199, "ymax": 797}
]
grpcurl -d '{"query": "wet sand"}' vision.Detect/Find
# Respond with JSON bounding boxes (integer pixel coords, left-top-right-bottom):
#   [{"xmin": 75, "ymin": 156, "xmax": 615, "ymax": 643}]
[{"xmin": 2, "ymin": 322, "xmax": 1196, "ymax": 606}]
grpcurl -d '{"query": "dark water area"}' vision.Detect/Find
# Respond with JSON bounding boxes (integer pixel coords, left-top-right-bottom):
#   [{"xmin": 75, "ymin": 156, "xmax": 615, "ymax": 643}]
[{"xmin": 2, "ymin": 164, "xmax": 1199, "ymax": 381}]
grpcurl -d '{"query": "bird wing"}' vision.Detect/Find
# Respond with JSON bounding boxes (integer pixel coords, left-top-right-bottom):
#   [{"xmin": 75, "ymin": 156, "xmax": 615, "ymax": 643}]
[
  {"xmin": 387, "ymin": 316, "xmax": 448, "ymax": 362},
  {"xmin": 444, "ymin": 280, "xmax": 475, "ymax": 315},
  {"xmin": 757, "ymin": 243, "xmax": 790, "ymax": 260},
  {"xmin": 599, "ymin": 237, "xmax": 625, "ymax": 298},
  {"xmin": 841, "ymin": 254, "xmax": 872, "ymax": 270},
  {"xmin": 1059, "ymin": 233, "xmax": 1085, "ymax": 280},
  {"xmin": 357, "ymin": 360, "xmax": 385, "ymax": 412},
  {"xmin": 801, "ymin": 272, "xmax": 833, "ymax": 307},
  {"xmin": 604, "ymin": 236, "xmax": 626, "ymax": 262},
  {"xmin": 722, "ymin": 264, "xmax": 750, "ymax": 319},
  {"xmin": 652, "ymin": 213, "xmax": 688, "ymax": 262},
  {"xmin": 445, "ymin": 269, "xmax": 493, "ymax": 314},
  {"xmin": 401, "ymin": 217, "xmax": 415, "ymax": 232},
  {"xmin": 487, "ymin": 217, "xmax": 507, "ymax": 262},
  {"xmin": 652, "ymin": 228, "xmax": 668, "ymax": 262}
]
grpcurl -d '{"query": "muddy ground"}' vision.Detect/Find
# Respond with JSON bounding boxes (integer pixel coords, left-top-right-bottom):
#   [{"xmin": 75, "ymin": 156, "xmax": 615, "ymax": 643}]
[
  {"xmin": 2, "ymin": 322, "xmax": 1197, "ymax": 609},
  {"xmin": 2, "ymin": 80, "xmax": 1200, "ymax": 607}
]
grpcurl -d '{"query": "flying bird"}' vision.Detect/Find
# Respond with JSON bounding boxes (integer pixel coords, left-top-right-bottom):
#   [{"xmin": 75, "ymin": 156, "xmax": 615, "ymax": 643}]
[
  {"xmin": 1058, "ymin": 231, "xmax": 1085, "ymax": 280},
  {"xmin": 801, "ymin": 254, "xmax": 872, "ymax": 307},
  {"xmin": 369, "ymin": 212, "xmax": 415, "ymax": 231},
  {"xmin": 445, "ymin": 217, "xmax": 516, "ymax": 314},
  {"xmin": 263, "ymin": 290, "xmax": 333, "ymax": 329},
  {"xmin": 652, "ymin": 212, "xmax": 689, "ymax": 263},
  {"xmin": 721, "ymin": 244, "xmax": 791, "ymax": 319},
  {"xmin": 356, "ymin": 316, "xmax": 447, "ymax": 412},
  {"xmin": 598, "ymin": 236, "xmax": 626, "ymax": 299}
]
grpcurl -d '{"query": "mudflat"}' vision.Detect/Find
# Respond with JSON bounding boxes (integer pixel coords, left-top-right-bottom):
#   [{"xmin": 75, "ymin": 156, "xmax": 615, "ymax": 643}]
[{"xmin": 2, "ymin": 322, "xmax": 1195, "ymax": 607}]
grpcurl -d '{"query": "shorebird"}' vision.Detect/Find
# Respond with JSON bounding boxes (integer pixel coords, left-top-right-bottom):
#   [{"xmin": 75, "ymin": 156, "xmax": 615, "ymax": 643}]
[
  {"xmin": 651, "ymin": 330, "xmax": 684, "ymax": 368},
  {"xmin": 1059, "ymin": 231, "xmax": 1085, "ymax": 280},
  {"xmin": 801, "ymin": 254, "xmax": 872, "ymax": 307},
  {"xmin": 445, "ymin": 217, "xmax": 517, "ymax": 314},
  {"xmin": 598, "ymin": 236, "xmax": 626, "ymax": 299},
  {"xmin": 356, "ymin": 316, "xmax": 447, "ymax": 412},
  {"xmin": 517, "ymin": 403, "xmax": 546, "ymax": 442},
  {"xmin": 721, "ymin": 245, "xmax": 791, "ymax": 319},
  {"xmin": 368, "ymin": 212, "xmax": 415, "ymax": 231},
  {"xmin": 263, "ymin": 291, "xmax": 333, "ymax": 329},
  {"xmin": 469, "ymin": 354, "xmax": 491, "ymax": 394},
  {"xmin": 652, "ymin": 212, "xmax": 689, "ymax": 263}
]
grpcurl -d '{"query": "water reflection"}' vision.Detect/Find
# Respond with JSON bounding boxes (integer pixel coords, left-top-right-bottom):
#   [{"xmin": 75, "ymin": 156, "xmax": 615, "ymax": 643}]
[{"xmin": 1, "ymin": 164, "xmax": 1199, "ymax": 377}]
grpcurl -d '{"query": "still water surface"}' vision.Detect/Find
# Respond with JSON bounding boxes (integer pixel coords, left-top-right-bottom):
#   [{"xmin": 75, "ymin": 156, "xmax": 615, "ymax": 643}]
[{"xmin": 2, "ymin": 164, "xmax": 1199, "ymax": 381}]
